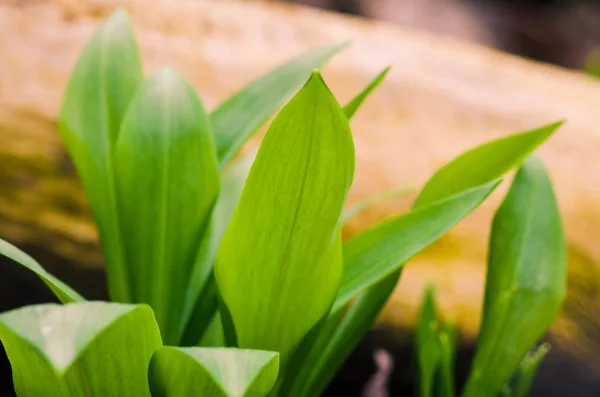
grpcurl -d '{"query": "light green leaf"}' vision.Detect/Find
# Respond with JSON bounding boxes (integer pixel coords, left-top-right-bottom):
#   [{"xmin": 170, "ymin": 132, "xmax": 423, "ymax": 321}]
[
  {"xmin": 215, "ymin": 72, "xmax": 355, "ymax": 367},
  {"xmin": 211, "ymin": 44, "xmax": 345, "ymax": 167},
  {"xmin": 114, "ymin": 67, "xmax": 219, "ymax": 345},
  {"xmin": 342, "ymin": 66, "xmax": 390, "ymax": 119},
  {"xmin": 149, "ymin": 347, "xmax": 279, "ymax": 397},
  {"xmin": 462, "ymin": 156, "xmax": 566, "ymax": 397},
  {"xmin": 417, "ymin": 285, "xmax": 442, "ymax": 397},
  {"xmin": 342, "ymin": 186, "xmax": 415, "ymax": 224},
  {"xmin": 335, "ymin": 181, "xmax": 498, "ymax": 311},
  {"xmin": 510, "ymin": 344, "xmax": 551, "ymax": 397},
  {"xmin": 301, "ymin": 123, "xmax": 562, "ymax": 396},
  {"xmin": 414, "ymin": 122, "xmax": 562, "ymax": 208},
  {"xmin": 0, "ymin": 239, "xmax": 84, "ymax": 303},
  {"xmin": 0, "ymin": 302, "xmax": 162, "ymax": 397},
  {"xmin": 58, "ymin": 8, "xmax": 143, "ymax": 303}
]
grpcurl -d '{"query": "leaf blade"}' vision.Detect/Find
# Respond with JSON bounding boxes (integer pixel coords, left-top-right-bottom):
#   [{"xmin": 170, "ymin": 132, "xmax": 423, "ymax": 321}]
[
  {"xmin": 58, "ymin": 8, "xmax": 143, "ymax": 302},
  {"xmin": 149, "ymin": 347, "xmax": 279, "ymax": 397},
  {"xmin": 214, "ymin": 72, "xmax": 355, "ymax": 366},
  {"xmin": 0, "ymin": 239, "xmax": 84, "ymax": 303},
  {"xmin": 114, "ymin": 68, "xmax": 220, "ymax": 345},
  {"xmin": 462, "ymin": 156, "xmax": 566, "ymax": 397},
  {"xmin": 0, "ymin": 302, "xmax": 162, "ymax": 397},
  {"xmin": 211, "ymin": 44, "xmax": 345, "ymax": 167}
]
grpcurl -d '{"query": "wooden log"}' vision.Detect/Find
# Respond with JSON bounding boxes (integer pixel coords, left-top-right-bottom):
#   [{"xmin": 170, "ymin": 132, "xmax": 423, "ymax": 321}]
[{"xmin": 1, "ymin": 0, "xmax": 600, "ymax": 372}]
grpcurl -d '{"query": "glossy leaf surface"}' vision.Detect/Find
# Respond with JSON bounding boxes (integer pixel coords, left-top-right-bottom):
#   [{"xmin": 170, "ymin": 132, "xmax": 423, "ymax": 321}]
[
  {"xmin": 0, "ymin": 302, "xmax": 162, "ymax": 397},
  {"xmin": 149, "ymin": 347, "xmax": 279, "ymax": 397}
]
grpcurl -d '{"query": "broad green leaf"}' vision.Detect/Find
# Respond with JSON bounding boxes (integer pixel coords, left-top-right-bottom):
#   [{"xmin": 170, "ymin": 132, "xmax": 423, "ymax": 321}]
[
  {"xmin": 114, "ymin": 68, "xmax": 219, "ymax": 345},
  {"xmin": 149, "ymin": 347, "xmax": 279, "ymax": 397},
  {"xmin": 342, "ymin": 186, "xmax": 415, "ymax": 224},
  {"xmin": 0, "ymin": 239, "xmax": 84, "ymax": 303},
  {"xmin": 302, "ymin": 123, "xmax": 562, "ymax": 396},
  {"xmin": 510, "ymin": 344, "xmax": 551, "ymax": 397},
  {"xmin": 0, "ymin": 302, "xmax": 162, "ymax": 397},
  {"xmin": 417, "ymin": 286, "xmax": 442, "ymax": 397},
  {"xmin": 215, "ymin": 72, "xmax": 355, "ymax": 366},
  {"xmin": 334, "ymin": 181, "xmax": 498, "ymax": 311},
  {"xmin": 180, "ymin": 66, "xmax": 387, "ymax": 346},
  {"xmin": 58, "ymin": 8, "xmax": 143, "ymax": 302},
  {"xmin": 462, "ymin": 156, "xmax": 566, "ymax": 397},
  {"xmin": 211, "ymin": 44, "xmax": 345, "ymax": 167},
  {"xmin": 342, "ymin": 66, "xmax": 390, "ymax": 118}
]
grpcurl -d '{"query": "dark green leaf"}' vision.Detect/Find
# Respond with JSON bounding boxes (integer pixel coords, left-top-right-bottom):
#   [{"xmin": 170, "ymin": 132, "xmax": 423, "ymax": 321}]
[
  {"xmin": 0, "ymin": 302, "xmax": 162, "ymax": 397},
  {"xmin": 58, "ymin": 8, "xmax": 143, "ymax": 302},
  {"xmin": 462, "ymin": 156, "xmax": 566, "ymax": 397},
  {"xmin": 417, "ymin": 285, "xmax": 442, "ymax": 397}
]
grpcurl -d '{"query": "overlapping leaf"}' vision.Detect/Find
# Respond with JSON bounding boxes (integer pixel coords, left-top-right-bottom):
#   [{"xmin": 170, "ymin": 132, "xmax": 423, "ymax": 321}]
[
  {"xmin": 114, "ymin": 68, "xmax": 219, "ymax": 345},
  {"xmin": 215, "ymin": 72, "xmax": 355, "ymax": 367},
  {"xmin": 58, "ymin": 8, "xmax": 143, "ymax": 302},
  {"xmin": 211, "ymin": 45, "xmax": 346, "ymax": 167},
  {"xmin": 298, "ymin": 122, "xmax": 562, "ymax": 396},
  {"xmin": 0, "ymin": 302, "xmax": 162, "ymax": 397},
  {"xmin": 149, "ymin": 348, "xmax": 279, "ymax": 397},
  {"xmin": 462, "ymin": 156, "xmax": 566, "ymax": 397}
]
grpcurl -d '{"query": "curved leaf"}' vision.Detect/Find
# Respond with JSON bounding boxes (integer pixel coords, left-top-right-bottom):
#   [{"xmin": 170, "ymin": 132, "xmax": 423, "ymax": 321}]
[
  {"xmin": 215, "ymin": 72, "xmax": 355, "ymax": 366},
  {"xmin": 211, "ymin": 44, "xmax": 346, "ymax": 167},
  {"xmin": 462, "ymin": 156, "xmax": 566, "ymax": 397},
  {"xmin": 299, "ymin": 123, "xmax": 562, "ymax": 396},
  {"xmin": 149, "ymin": 347, "xmax": 279, "ymax": 397},
  {"xmin": 0, "ymin": 302, "xmax": 162, "ymax": 397},
  {"xmin": 342, "ymin": 66, "xmax": 390, "ymax": 119},
  {"xmin": 58, "ymin": 8, "xmax": 143, "ymax": 302},
  {"xmin": 114, "ymin": 68, "xmax": 219, "ymax": 345},
  {"xmin": 0, "ymin": 239, "xmax": 84, "ymax": 303}
]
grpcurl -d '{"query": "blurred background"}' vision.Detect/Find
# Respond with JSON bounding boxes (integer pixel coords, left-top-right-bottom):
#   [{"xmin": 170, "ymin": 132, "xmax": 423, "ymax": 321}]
[{"xmin": 1, "ymin": 0, "xmax": 600, "ymax": 396}]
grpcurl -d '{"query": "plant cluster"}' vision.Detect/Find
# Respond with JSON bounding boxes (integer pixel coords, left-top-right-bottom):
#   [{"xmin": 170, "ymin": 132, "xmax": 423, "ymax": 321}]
[{"xmin": 0, "ymin": 8, "xmax": 567, "ymax": 397}]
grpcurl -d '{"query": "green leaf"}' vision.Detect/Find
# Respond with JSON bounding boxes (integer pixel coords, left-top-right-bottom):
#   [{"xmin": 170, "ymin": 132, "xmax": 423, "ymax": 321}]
[
  {"xmin": 437, "ymin": 323, "xmax": 457, "ymax": 397},
  {"xmin": 215, "ymin": 72, "xmax": 355, "ymax": 367},
  {"xmin": 0, "ymin": 302, "xmax": 162, "ymax": 397},
  {"xmin": 510, "ymin": 344, "xmax": 551, "ymax": 397},
  {"xmin": 180, "ymin": 65, "xmax": 386, "ymax": 347},
  {"xmin": 149, "ymin": 347, "xmax": 279, "ymax": 397},
  {"xmin": 179, "ymin": 151, "xmax": 257, "ymax": 346},
  {"xmin": 114, "ymin": 67, "xmax": 219, "ymax": 345},
  {"xmin": 462, "ymin": 156, "xmax": 566, "ymax": 397},
  {"xmin": 414, "ymin": 122, "xmax": 562, "ymax": 208},
  {"xmin": 301, "ymin": 123, "xmax": 562, "ymax": 396},
  {"xmin": 342, "ymin": 186, "xmax": 415, "ymax": 224},
  {"xmin": 0, "ymin": 239, "xmax": 84, "ymax": 303},
  {"xmin": 417, "ymin": 285, "xmax": 442, "ymax": 397},
  {"xmin": 211, "ymin": 44, "xmax": 345, "ymax": 167},
  {"xmin": 335, "ymin": 181, "xmax": 498, "ymax": 311},
  {"xmin": 58, "ymin": 8, "xmax": 143, "ymax": 303},
  {"xmin": 342, "ymin": 66, "xmax": 390, "ymax": 118}
]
